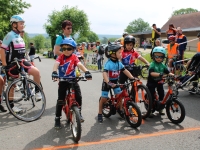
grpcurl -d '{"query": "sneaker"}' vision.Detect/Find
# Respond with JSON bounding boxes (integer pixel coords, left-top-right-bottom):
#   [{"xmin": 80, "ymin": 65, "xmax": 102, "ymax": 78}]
[
  {"xmin": 12, "ymin": 106, "xmax": 23, "ymax": 113},
  {"xmin": 0, "ymin": 104, "xmax": 7, "ymax": 112},
  {"xmin": 35, "ymin": 92, "xmax": 42, "ymax": 102},
  {"xmin": 159, "ymin": 109, "xmax": 165, "ymax": 115},
  {"xmin": 148, "ymin": 112, "xmax": 155, "ymax": 118},
  {"xmin": 98, "ymin": 114, "xmax": 103, "ymax": 123},
  {"xmin": 54, "ymin": 117, "xmax": 61, "ymax": 129},
  {"xmin": 188, "ymin": 87, "xmax": 196, "ymax": 94},
  {"xmin": 117, "ymin": 109, "xmax": 125, "ymax": 119}
]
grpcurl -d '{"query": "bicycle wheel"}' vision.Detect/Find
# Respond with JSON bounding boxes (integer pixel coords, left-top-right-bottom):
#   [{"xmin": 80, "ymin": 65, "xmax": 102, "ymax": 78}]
[
  {"xmin": 141, "ymin": 66, "xmax": 149, "ymax": 79},
  {"xmin": 71, "ymin": 106, "xmax": 82, "ymax": 143},
  {"xmin": 101, "ymin": 97, "xmax": 113, "ymax": 118},
  {"xmin": 166, "ymin": 99, "xmax": 185, "ymax": 124},
  {"xmin": 136, "ymin": 84, "xmax": 152, "ymax": 119},
  {"xmin": 5, "ymin": 78, "xmax": 46, "ymax": 122},
  {"xmin": 125, "ymin": 101, "xmax": 142, "ymax": 128}
]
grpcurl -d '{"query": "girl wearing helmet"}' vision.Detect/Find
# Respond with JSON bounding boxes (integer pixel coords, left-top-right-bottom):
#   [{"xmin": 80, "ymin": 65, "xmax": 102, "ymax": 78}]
[
  {"xmin": 147, "ymin": 46, "xmax": 174, "ymax": 117},
  {"xmin": 52, "ymin": 38, "xmax": 92, "ymax": 129},
  {"xmin": 0, "ymin": 15, "xmax": 43, "ymax": 113},
  {"xmin": 119, "ymin": 35, "xmax": 149, "ymax": 84},
  {"xmin": 98, "ymin": 43, "xmax": 135, "ymax": 122},
  {"xmin": 167, "ymin": 35, "xmax": 179, "ymax": 72}
]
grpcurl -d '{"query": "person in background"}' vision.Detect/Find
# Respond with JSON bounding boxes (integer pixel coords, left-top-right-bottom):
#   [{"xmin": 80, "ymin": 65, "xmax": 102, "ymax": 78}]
[
  {"xmin": 143, "ymin": 40, "xmax": 147, "ymax": 50},
  {"xmin": 120, "ymin": 32, "xmax": 128, "ymax": 46},
  {"xmin": 96, "ymin": 41, "xmax": 103, "ymax": 72},
  {"xmin": 29, "ymin": 42, "xmax": 36, "ymax": 62},
  {"xmin": 197, "ymin": 33, "xmax": 200, "ymax": 52},
  {"xmin": 166, "ymin": 24, "xmax": 177, "ymax": 38},
  {"xmin": 176, "ymin": 27, "xmax": 187, "ymax": 60},
  {"xmin": 151, "ymin": 24, "xmax": 161, "ymax": 58}
]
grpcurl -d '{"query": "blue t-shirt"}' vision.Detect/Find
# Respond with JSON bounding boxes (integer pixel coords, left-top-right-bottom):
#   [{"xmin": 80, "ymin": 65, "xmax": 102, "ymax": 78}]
[
  {"xmin": 55, "ymin": 35, "xmax": 73, "ymax": 46},
  {"xmin": 104, "ymin": 59, "xmax": 124, "ymax": 80}
]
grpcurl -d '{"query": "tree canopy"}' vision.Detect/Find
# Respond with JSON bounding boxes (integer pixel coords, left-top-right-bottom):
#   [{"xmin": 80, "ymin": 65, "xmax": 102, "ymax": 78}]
[
  {"xmin": 44, "ymin": 6, "xmax": 90, "ymax": 49},
  {"xmin": 172, "ymin": 8, "xmax": 198, "ymax": 16},
  {"xmin": 125, "ymin": 18, "xmax": 151, "ymax": 33},
  {"xmin": 33, "ymin": 35, "xmax": 45, "ymax": 52},
  {"xmin": 0, "ymin": 0, "xmax": 31, "ymax": 39}
]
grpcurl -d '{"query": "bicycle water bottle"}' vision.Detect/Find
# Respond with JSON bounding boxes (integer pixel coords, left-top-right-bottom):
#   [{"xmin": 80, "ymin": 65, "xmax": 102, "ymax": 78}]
[{"xmin": 76, "ymin": 69, "xmax": 81, "ymax": 77}]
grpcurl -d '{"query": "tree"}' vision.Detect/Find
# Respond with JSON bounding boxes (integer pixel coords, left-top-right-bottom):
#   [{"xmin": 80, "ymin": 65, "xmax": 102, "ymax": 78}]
[
  {"xmin": 76, "ymin": 36, "xmax": 89, "ymax": 44},
  {"xmin": 87, "ymin": 31, "xmax": 99, "ymax": 42},
  {"xmin": 172, "ymin": 8, "xmax": 198, "ymax": 16},
  {"xmin": 33, "ymin": 35, "xmax": 45, "ymax": 53},
  {"xmin": 125, "ymin": 18, "xmax": 151, "ymax": 33},
  {"xmin": 108, "ymin": 38, "xmax": 118, "ymax": 42},
  {"xmin": 44, "ymin": 37, "xmax": 51, "ymax": 49},
  {"xmin": 101, "ymin": 37, "xmax": 108, "ymax": 44},
  {"xmin": 0, "ymin": 0, "xmax": 31, "ymax": 39},
  {"xmin": 44, "ymin": 6, "xmax": 90, "ymax": 50}
]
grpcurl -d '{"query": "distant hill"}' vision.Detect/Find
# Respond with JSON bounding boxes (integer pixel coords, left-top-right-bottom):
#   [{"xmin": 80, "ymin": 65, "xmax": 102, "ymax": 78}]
[{"xmin": 28, "ymin": 33, "xmax": 121, "ymax": 39}]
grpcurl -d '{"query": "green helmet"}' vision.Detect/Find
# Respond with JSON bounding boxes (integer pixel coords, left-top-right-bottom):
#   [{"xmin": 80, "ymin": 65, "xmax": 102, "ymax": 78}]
[{"xmin": 152, "ymin": 46, "xmax": 166, "ymax": 56}]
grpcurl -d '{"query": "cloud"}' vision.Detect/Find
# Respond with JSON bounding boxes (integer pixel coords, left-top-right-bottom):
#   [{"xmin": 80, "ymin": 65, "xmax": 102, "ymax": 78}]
[{"xmin": 21, "ymin": 0, "xmax": 198, "ymax": 35}]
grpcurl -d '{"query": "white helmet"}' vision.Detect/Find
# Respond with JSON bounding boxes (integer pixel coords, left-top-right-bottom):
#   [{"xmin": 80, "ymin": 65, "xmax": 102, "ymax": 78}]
[{"xmin": 10, "ymin": 15, "xmax": 25, "ymax": 24}]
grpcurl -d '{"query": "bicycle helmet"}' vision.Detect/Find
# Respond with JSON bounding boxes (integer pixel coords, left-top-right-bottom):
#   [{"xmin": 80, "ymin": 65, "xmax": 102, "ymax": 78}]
[
  {"xmin": 10, "ymin": 15, "xmax": 25, "ymax": 24},
  {"xmin": 197, "ymin": 33, "xmax": 200, "ymax": 37},
  {"xmin": 168, "ymin": 35, "xmax": 176, "ymax": 41},
  {"xmin": 152, "ymin": 46, "xmax": 166, "ymax": 57},
  {"xmin": 107, "ymin": 43, "xmax": 122, "ymax": 55},
  {"xmin": 124, "ymin": 35, "xmax": 135, "ymax": 44},
  {"xmin": 60, "ymin": 38, "xmax": 77, "ymax": 49}
]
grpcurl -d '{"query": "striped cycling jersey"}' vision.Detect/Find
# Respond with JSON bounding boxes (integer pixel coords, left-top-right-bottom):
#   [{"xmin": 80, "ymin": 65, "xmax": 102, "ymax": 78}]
[{"xmin": 1, "ymin": 30, "xmax": 25, "ymax": 63}]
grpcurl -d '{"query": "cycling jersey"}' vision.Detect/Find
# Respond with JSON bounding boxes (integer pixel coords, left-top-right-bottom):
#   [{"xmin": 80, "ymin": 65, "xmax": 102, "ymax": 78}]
[
  {"xmin": 121, "ymin": 50, "xmax": 140, "ymax": 67},
  {"xmin": 56, "ymin": 54, "xmax": 80, "ymax": 79},
  {"xmin": 104, "ymin": 59, "xmax": 125, "ymax": 80},
  {"xmin": 1, "ymin": 30, "xmax": 25, "ymax": 63}
]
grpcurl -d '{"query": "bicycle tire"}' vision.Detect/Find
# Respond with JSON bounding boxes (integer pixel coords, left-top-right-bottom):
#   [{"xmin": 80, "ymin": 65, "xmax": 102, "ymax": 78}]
[
  {"xmin": 141, "ymin": 66, "xmax": 149, "ymax": 79},
  {"xmin": 136, "ymin": 84, "xmax": 152, "ymax": 119},
  {"xmin": 101, "ymin": 97, "xmax": 113, "ymax": 118},
  {"xmin": 125, "ymin": 101, "xmax": 142, "ymax": 128},
  {"xmin": 5, "ymin": 78, "xmax": 46, "ymax": 122},
  {"xmin": 71, "ymin": 106, "xmax": 82, "ymax": 143},
  {"xmin": 166, "ymin": 99, "xmax": 185, "ymax": 124}
]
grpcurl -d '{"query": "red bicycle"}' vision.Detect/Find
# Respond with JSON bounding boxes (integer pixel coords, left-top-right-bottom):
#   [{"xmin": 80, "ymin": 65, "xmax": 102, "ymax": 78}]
[
  {"xmin": 54, "ymin": 77, "xmax": 87, "ymax": 142},
  {"xmin": 102, "ymin": 81, "xmax": 142, "ymax": 128}
]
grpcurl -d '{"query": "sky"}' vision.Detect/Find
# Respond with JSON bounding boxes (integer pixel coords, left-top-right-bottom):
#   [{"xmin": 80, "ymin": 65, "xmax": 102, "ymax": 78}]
[{"xmin": 21, "ymin": 0, "xmax": 198, "ymax": 35}]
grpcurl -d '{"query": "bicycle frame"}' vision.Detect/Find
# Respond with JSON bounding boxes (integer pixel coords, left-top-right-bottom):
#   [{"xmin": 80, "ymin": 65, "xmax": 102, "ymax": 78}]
[{"xmin": 131, "ymin": 79, "xmax": 145, "ymax": 103}]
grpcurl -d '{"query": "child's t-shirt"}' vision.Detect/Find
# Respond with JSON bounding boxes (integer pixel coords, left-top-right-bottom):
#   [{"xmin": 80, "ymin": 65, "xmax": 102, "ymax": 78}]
[
  {"xmin": 121, "ymin": 50, "xmax": 140, "ymax": 67},
  {"xmin": 104, "ymin": 59, "xmax": 125, "ymax": 81},
  {"xmin": 56, "ymin": 54, "xmax": 80, "ymax": 79},
  {"xmin": 147, "ymin": 61, "xmax": 169, "ymax": 83}
]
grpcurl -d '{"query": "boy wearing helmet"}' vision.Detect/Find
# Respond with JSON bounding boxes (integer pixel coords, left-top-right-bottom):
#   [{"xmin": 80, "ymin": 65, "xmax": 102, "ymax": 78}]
[
  {"xmin": 98, "ymin": 43, "xmax": 135, "ymax": 122},
  {"xmin": 52, "ymin": 38, "xmax": 92, "ymax": 129},
  {"xmin": 167, "ymin": 35, "xmax": 179, "ymax": 72},
  {"xmin": 147, "ymin": 47, "xmax": 174, "ymax": 117},
  {"xmin": 119, "ymin": 35, "xmax": 149, "ymax": 84},
  {"xmin": 0, "ymin": 15, "xmax": 42, "ymax": 113},
  {"xmin": 197, "ymin": 33, "xmax": 200, "ymax": 52}
]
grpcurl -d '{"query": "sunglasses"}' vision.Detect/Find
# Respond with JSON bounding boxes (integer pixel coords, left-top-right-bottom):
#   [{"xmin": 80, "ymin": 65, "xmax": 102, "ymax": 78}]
[
  {"xmin": 66, "ymin": 27, "xmax": 72, "ymax": 30},
  {"xmin": 154, "ymin": 55, "xmax": 165, "ymax": 59},
  {"xmin": 62, "ymin": 47, "xmax": 73, "ymax": 51}
]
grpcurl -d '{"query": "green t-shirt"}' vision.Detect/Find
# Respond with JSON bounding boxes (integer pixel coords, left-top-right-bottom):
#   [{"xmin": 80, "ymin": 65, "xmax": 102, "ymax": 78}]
[{"xmin": 148, "ymin": 61, "xmax": 169, "ymax": 82}]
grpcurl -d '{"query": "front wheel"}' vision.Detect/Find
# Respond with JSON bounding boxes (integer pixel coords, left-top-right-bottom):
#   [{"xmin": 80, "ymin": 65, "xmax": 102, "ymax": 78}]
[
  {"xmin": 101, "ymin": 97, "xmax": 113, "ymax": 118},
  {"xmin": 71, "ymin": 106, "xmax": 82, "ymax": 143},
  {"xmin": 166, "ymin": 99, "xmax": 185, "ymax": 124},
  {"xmin": 125, "ymin": 101, "xmax": 142, "ymax": 128}
]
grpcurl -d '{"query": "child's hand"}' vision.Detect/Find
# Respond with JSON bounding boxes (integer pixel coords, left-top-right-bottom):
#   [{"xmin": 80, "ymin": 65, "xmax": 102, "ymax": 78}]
[
  {"xmin": 168, "ymin": 73, "xmax": 174, "ymax": 76},
  {"xmin": 52, "ymin": 71, "xmax": 59, "ymax": 81},
  {"xmin": 107, "ymin": 81, "xmax": 116, "ymax": 88},
  {"xmin": 85, "ymin": 71, "xmax": 92, "ymax": 80}
]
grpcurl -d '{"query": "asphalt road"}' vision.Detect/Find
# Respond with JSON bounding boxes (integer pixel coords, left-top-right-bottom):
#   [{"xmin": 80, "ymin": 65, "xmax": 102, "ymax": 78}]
[{"xmin": 0, "ymin": 56, "xmax": 200, "ymax": 150}]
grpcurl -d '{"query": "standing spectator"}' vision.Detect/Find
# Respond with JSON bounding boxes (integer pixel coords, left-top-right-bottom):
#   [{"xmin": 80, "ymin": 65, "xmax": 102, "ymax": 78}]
[
  {"xmin": 197, "ymin": 33, "xmax": 200, "ymax": 52},
  {"xmin": 29, "ymin": 42, "xmax": 36, "ymax": 62},
  {"xmin": 151, "ymin": 24, "xmax": 161, "ymax": 58},
  {"xmin": 166, "ymin": 24, "xmax": 177, "ymax": 38},
  {"xmin": 143, "ymin": 40, "xmax": 147, "ymax": 50},
  {"xmin": 176, "ymin": 27, "xmax": 187, "ymax": 60},
  {"xmin": 96, "ymin": 41, "xmax": 102, "ymax": 72},
  {"xmin": 120, "ymin": 32, "xmax": 128, "ymax": 46}
]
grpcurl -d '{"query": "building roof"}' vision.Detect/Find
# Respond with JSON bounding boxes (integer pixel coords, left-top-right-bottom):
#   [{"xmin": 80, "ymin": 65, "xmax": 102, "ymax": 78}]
[{"xmin": 161, "ymin": 11, "xmax": 200, "ymax": 31}]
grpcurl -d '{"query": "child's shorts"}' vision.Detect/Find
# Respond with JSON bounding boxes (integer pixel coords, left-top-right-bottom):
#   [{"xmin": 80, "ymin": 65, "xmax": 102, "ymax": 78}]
[{"xmin": 101, "ymin": 80, "xmax": 122, "ymax": 98}]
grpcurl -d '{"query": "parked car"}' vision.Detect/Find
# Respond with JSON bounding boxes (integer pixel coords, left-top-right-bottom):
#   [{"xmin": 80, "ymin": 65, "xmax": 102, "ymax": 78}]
[
  {"xmin": 43, "ymin": 51, "xmax": 48, "ymax": 56},
  {"xmin": 161, "ymin": 39, "xmax": 169, "ymax": 48}
]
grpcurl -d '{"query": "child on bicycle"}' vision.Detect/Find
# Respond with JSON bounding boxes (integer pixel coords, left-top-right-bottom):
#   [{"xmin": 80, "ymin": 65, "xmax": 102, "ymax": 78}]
[
  {"xmin": 147, "ymin": 46, "xmax": 174, "ymax": 117},
  {"xmin": 51, "ymin": 38, "xmax": 92, "ymax": 129},
  {"xmin": 98, "ymin": 43, "xmax": 135, "ymax": 122},
  {"xmin": 119, "ymin": 35, "xmax": 149, "ymax": 84},
  {"xmin": 166, "ymin": 35, "xmax": 179, "ymax": 72}
]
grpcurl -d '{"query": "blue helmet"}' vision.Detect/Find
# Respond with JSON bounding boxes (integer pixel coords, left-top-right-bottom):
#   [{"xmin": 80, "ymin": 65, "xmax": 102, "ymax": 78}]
[
  {"xmin": 60, "ymin": 38, "xmax": 77, "ymax": 49},
  {"xmin": 152, "ymin": 46, "xmax": 166, "ymax": 56},
  {"xmin": 10, "ymin": 15, "xmax": 25, "ymax": 24}
]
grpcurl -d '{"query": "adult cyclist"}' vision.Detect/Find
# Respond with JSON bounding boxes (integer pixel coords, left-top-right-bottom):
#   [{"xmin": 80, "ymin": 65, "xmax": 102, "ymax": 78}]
[{"xmin": 0, "ymin": 15, "xmax": 42, "ymax": 113}]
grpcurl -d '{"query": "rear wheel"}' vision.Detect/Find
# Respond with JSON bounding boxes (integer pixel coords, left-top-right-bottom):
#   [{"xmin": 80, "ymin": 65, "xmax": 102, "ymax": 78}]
[
  {"xmin": 71, "ymin": 106, "xmax": 82, "ymax": 143},
  {"xmin": 166, "ymin": 99, "xmax": 185, "ymax": 124},
  {"xmin": 141, "ymin": 66, "xmax": 149, "ymax": 79},
  {"xmin": 125, "ymin": 101, "xmax": 142, "ymax": 128}
]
